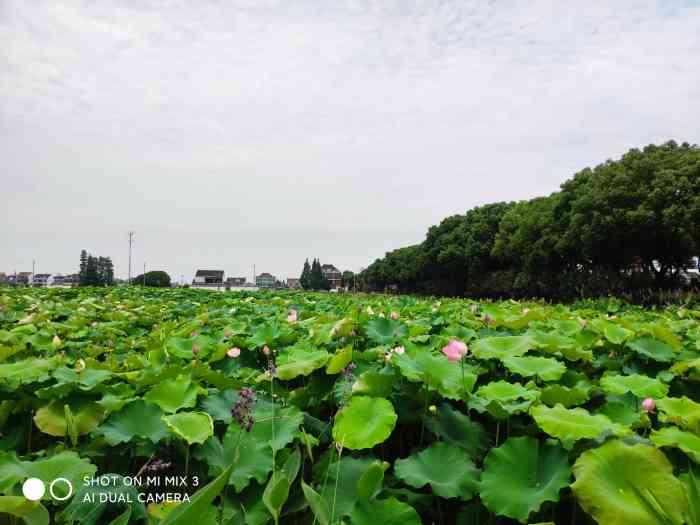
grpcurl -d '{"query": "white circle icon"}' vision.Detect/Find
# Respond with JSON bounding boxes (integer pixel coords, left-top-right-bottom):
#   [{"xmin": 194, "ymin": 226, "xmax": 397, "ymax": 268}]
[
  {"xmin": 22, "ymin": 478, "xmax": 45, "ymax": 501},
  {"xmin": 49, "ymin": 478, "xmax": 73, "ymax": 501}
]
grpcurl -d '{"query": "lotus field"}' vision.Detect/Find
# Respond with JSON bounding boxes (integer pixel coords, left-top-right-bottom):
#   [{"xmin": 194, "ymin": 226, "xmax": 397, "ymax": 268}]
[{"xmin": 2, "ymin": 288, "xmax": 700, "ymax": 525}]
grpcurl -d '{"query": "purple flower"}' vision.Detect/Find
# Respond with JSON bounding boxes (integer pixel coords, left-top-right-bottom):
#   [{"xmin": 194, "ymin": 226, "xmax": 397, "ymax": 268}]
[{"xmin": 231, "ymin": 387, "xmax": 256, "ymax": 432}]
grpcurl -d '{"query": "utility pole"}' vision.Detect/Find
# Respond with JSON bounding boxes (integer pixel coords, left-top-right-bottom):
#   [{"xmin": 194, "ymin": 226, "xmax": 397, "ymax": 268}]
[
  {"xmin": 128, "ymin": 231, "xmax": 134, "ymax": 285},
  {"xmin": 32, "ymin": 259, "xmax": 36, "ymax": 286},
  {"xmin": 253, "ymin": 264, "xmax": 256, "ymax": 286}
]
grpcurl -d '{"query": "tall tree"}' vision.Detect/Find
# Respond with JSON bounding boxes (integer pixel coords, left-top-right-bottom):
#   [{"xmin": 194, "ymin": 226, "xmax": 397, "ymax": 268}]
[
  {"xmin": 79, "ymin": 250, "xmax": 88, "ymax": 286},
  {"xmin": 300, "ymin": 259, "xmax": 311, "ymax": 290}
]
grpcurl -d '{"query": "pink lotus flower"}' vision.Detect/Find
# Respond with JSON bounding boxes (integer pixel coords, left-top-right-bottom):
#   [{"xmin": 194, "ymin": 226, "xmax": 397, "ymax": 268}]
[
  {"xmin": 642, "ymin": 398, "xmax": 656, "ymax": 413},
  {"xmin": 227, "ymin": 347, "xmax": 241, "ymax": 358},
  {"xmin": 288, "ymin": 309, "xmax": 298, "ymax": 324},
  {"xmin": 442, "ymin": 340, "xmax": 468, "ymax": 363},
  {"xmin": 390, "ymin": 311, "xmax": 399, "ymax": 320},
  {"xmin": 392, "ymin": 346, "xmax": 405, "ymax": 355},
  {"xmin": 263, "ymin": 345, "xmax": 271, "ymax": 356}
]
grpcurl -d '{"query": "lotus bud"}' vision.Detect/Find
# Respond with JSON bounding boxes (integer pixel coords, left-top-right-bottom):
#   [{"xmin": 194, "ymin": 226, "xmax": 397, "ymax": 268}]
[
  {"xmin": 428, "ymin": 405, "xmax": 437, "ymax": 414},
  {"xmin": 263, "ymin": 345, "xmax": 271, "ymax": 356},
  {"xmin": 52, "ymin": 335, "xmax": 61, "ymax": 346},
  {"xmin": 642, "ymin": 398, "xmax": 656, "ymax": 413},
  {"xmin": 75, "ymin": 359, "xmax": 86, "ymax": 373},
  {"xmin": 390, "ymin": 311, "xmax": 398, "ymax": 320},
  {"xmin": 192, "ymin": 345, "xmax": 200, "ymax": 356},
  {"xmin": 223, "ymin": 328, "xmax": 233, "ymax": 337}
]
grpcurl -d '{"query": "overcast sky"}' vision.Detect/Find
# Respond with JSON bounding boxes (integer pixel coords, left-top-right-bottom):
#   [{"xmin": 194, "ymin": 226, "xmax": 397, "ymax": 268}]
[{"xmin": 2, "ymin": 1, "xmax": 699, "ymax": 282}]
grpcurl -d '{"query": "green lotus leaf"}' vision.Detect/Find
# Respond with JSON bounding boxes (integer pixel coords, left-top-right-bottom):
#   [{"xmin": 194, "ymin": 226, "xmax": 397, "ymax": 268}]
[
  {"xmin": 530, "ymin": 331, "xmax": 578, "ymax": 353},
  {"xmin": 472, "ymin": 336, "xmax": 533, "ymax": 360},
  {"xmin": 99, "ymin": 399, "xmax": 169, "ymax": 445},
  {"xmin": 394, "ymin": 442, "xmax": 480, "ymax": 499},
  {"xmin": 656, "ymin": 396, "xmax": 700, "ymax": 433},
  {"xmin": 590, "ymin": 319, "xmax": 634, "ymax": 344},
  {"xmin": 0, "ymin": 496, "xmax": 49, "ymax": 525},
  {"xmin": 274, "ymin": 344, "xmax": 330, "ymax": 380},
  {"xmin": 163, "ymin": 412, "xmax": 214, "ymax": 445},
  {"xmin": 502, "ymin": 356, "xmax": 567, "ymax": 381},
  {"xmin": 349, "ymin": 497, "xmax": 422, "ymax": 525},
  {"xmin": 0, "ymin": 451, "xmax": 96, "ymax": 502},
  {"xmin": 57, "ymin": 474, "xmax": 147, "ymax": 525},
  {"xmin": 423, "ymin": 403, "xmax": 489, "ymax": 460},
  {"xmin": 0, "ymin": 357, "xmax": 58, "ymax": 387},
  {"xmin": 394, "ymin": 350, "xmax": 477, "ymax": 400},
  {"xmin": 650, "ymin": 426, "xmax": 700, "ymax": 463},
  {"xmin": 531, "ymin": 404, "xmax": 631, "ymax": 442},
  {"xmin": 332, "ymin": 396, "xmax": 397, "ymax": 450},
  {"xmin": 199, "ymin": 389, "xmax": 236, "ymax": 424},
  {"xmin": 539, "ymin": 384, "xmax": 589, "ymax": 407},
  {"xmin": 599, "ymin": 373, "xmax": 669, "ymax": 398},
  {"xmin": 595, "ymin": 395, "xmax": 642, "ymax": 427},
  {"xmin": 627, "ymin": 337, "xmax": 676, "ymax": 362},
  {"xmin": 167, "ymin": 335, "xmax": 214, "ymax": 359},
  {"xmin": 470, "ymin": 381, "xmax": 540, "ymax": 417},
  {"xmin": 480, "ymin": 436, "xmax": 571, "ymax": 523},
  {"xmin": 34, "ymin": 398, "xmax": 105, "ymax": 437},
  {"xmin": 144, "ymin": 375, "xmax": 200, "ymax": 413},
  {"xmin": 318, "ymin": 456, "xmax": 375, "ymax": 521},
  {"xmin": 571, "ymin": 440, "xmax": 687, "ymax": 525},
  {"xmin": 352, "ymin": 370, "xmax": 395, "ymax": 397},
  {"xmin": 365, "ymin": 318, "xmax": 408, "ymax": 345},
  {"xmin": 326, "ymin": 346, "xmax": 353, "ymax": 374}
]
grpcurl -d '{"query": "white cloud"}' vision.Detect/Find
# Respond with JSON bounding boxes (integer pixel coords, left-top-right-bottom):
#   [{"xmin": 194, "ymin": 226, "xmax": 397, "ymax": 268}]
[{"xmin": 1, "ymin": 0, "xmax": 699, "ymax": 279}]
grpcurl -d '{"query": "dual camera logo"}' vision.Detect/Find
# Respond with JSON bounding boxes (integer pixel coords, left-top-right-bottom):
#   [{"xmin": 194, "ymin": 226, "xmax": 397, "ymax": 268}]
[{"xmin": 22, "ymin": 477, "xmax": 73, "ymax": 501}]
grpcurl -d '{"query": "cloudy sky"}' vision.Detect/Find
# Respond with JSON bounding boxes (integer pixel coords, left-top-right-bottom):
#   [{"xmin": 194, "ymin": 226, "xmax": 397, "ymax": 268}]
[{"xmin": 2, "ymin": 1, "xmax": 699, "ymax": 282}]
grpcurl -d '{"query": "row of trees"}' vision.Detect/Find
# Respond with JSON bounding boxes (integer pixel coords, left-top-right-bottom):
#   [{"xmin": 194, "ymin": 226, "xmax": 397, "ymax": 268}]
[
  {"xmin": 131, "ymin": 271, "xmax": 171, "ymax": 288},
  {"xmin": 299, "ymin": 259, "xmax": 331, "ymax": 290},
  {"xmin": 78, "ymin": 250, "xmax": 115, "ymax": 286},
  {"xmin": 361, "ymin": 141, "xmax": 700, "ymax": 299}
]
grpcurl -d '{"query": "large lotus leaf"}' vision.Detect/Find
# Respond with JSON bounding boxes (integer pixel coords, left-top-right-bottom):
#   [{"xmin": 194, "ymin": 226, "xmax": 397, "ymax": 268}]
[
  {"xmin": 480, "ymin": 436, "xmax": 571, "ymax": 523},
  {"xmin": 16, "ymin": 451, "xmax": 96, "ymax": 501},
  {"xmin": 0, "ymin": 357, "xmax": 58, "ymax": 387},
  {"xmin": 167, "ymin": 334, "xmax": 215, "ymax": 359},
  {"xmin": 470, "ymin": 381, "xmax": 539, "ymax": 417},
  {"xmin": 539, "ymin": 385, "xmax": 589, "ymax": 407},
  {"xmin": 57, "ymin": 474, "xmax": 147, "ymax": 525},
  {"xmin": 571, "ymin": 440, "xmax": 687, "ymax": 525},
  {"xmin": 0, "ymin": 497, "xmax": 49, "ymax": 525},
  {"xmin": 34, "ymin": 397, "xmax": 105, "ymax": 437},
  {"xmin": 144, "ymin": 375, "xmax": 200, "ymax": 413},
  {"xmin": 627, "ymin": 337, "xmax": 676, "ymax": 362},
  {"xmin": 163, "ymin": 412, "xmax": 214, "ymax": 445},
  {"xmin": 394, "ymin": 442, "xmax": 480, "ymax": 499},
  {"xmin": 590, "ymin": 319, "xmax": 634, "ymax": 344},
  {"xmin": 502, "ymin": 356, "xmax": 566, "ymax": 381},
  {"xmin": 530, "ymin": 331, "xmax": 578, "ymax": 353},
  {"xmin": 99, "ymin": 399, "xmax": 169, "ymax": 445},
  {"xmin": 472, "ymin": 336, "xmax": 533, "ymax": 360},
  {"xmin": 656, "ymin": 396, "xmax": 700, "ymax": 433},
  {"xmin": 423, "ymin": 403, "xmax": 489, "ymax": 460},
  {"xmin": 595, "ymin": 395, "xmax": 642, "ymax": 427},
  {"xmin": 349, "ymin": 497, "xmax": 422, "ymax": 525},
  {"xmin": 394, "ymin": 350, "xmax": 477, "ymax": 400},
  {"xmin": 333, "ymin": 396, "xmax": 396, "ymax": 450},
  {"xmin": 199, "ymin": 389, "xmax": 236, "ymax": 424},
  {"xmin": 326, "ymin": 347, "xmax": 353, "ymax": 374},
  {"xmin": 365, "ymin": 318, "xmax": 408, "ymax": 345},
  {"xmin": 195, "ymin": 404, "xmax": 302, "ymax": 491},
  {"xmin": 531, "ymin": 404, "xmax": 631, "ymax": 442},
  {"xmin": 599, "ymin": 373, "xmax": 669, "ymax": 398},
  {"xmin": 318, "ymin": 456, "xmax": 375, "ymax": 521},
  {"xmin": 651, "ymin": 426, "xmax": 700, "ymax": 463},
  {"xmin": 352, "ymin": 369, "xmax": 395, "ymax": 397},
  {"xmin": 274, "ymin": 344, "xmax": 330, "ymax": 380}
]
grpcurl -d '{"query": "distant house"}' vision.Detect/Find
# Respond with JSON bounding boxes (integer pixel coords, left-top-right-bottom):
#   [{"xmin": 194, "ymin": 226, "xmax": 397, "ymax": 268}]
[
  {"xmin": 321, "ymin": 264, "xmax": 342, "ymax": 289},
  {"xmin": 32, "ymin": 274, "xmax": 53, "ymax": 287},
  {"xmin": 52, "ymin": 274, "xmax": 79, "ymax": 287},
  {"xmin": 287, "ymin": 278, "xmax": 301, "ymax": 289},
  {"xmin": 193, "ymin": 270, "xmax": 225, "ymax": 286},
  {"xmin": 226, "ymin": 277, "xmax": 247, "ymax": 286},
  {"xmin": 16, "ymin": 272, "xmax": 32, "ymax": 285},
  {"xmin": 255, "ymin": 272, "xmax": 276, "ymax": 289}
]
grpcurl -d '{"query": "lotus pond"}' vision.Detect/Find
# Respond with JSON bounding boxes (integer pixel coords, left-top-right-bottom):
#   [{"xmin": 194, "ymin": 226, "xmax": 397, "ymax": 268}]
[{"xmin": 1, "ymin": 288, "xmax": 699, "ymax": 525}]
